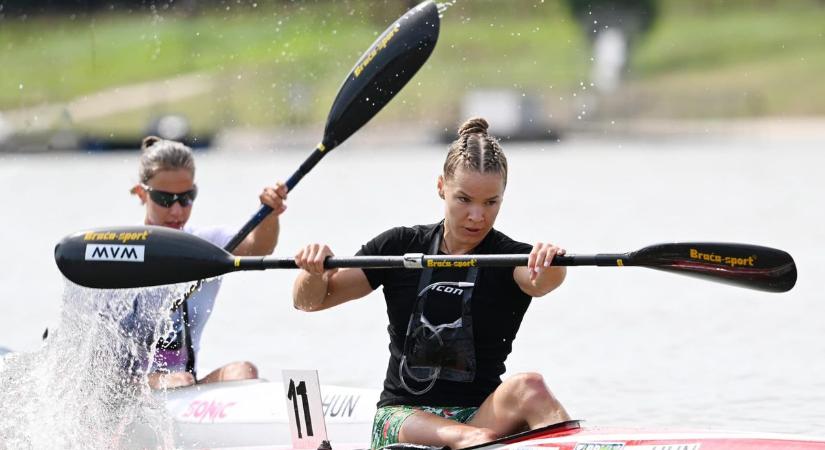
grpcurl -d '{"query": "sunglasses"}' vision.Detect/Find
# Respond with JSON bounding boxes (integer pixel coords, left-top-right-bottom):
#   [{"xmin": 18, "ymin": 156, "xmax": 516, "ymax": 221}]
[{"xmin": 141, "ymin": 184, "xmax": 198, "ymax": 208}]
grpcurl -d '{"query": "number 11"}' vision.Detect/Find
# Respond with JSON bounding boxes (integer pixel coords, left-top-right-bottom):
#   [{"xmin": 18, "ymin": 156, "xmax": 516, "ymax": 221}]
[{"xmin": 287, "ymin": 379, "xmax": 314, "ymax": 438}]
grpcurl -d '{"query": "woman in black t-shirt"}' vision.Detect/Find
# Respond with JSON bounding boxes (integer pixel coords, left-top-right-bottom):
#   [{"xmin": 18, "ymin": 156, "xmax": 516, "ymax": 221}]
[{"xmin": 293, "ymin": 117, "xmax": 570, "ymax": 449}]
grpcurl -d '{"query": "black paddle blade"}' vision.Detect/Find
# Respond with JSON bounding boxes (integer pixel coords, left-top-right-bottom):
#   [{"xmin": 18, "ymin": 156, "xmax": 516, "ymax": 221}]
[
  {"xmin": 322, "ymin": 1, "xmax": 439, "ymax": 150},
  {"xmin": 54, "ymin": 226, "xmax": 234, "ymax": 289},
  {"xmin": 629, "ymin": 242, "xmax": 797, "ymax": 293}
]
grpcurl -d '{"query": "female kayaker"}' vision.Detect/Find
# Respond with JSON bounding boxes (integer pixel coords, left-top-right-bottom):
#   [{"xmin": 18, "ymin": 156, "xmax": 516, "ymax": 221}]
[
  {"xmin": 292, "ymin": 117, "xmax": 570, "ymax": 449},
  {"xmin": 132, "ymin": 136, "xmax": 287, "ymax": 389}
]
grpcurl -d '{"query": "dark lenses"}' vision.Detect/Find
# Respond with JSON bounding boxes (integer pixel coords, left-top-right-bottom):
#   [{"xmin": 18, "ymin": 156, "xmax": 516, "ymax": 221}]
[{"xmin": 146, "ymin": 185, "xmax": 198, "ymax": 208}]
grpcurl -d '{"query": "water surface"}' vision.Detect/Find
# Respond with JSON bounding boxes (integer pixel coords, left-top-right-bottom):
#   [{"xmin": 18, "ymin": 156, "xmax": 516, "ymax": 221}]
[{"xmin": 1, "ymin": 132, "xmax": 823, "ymax": 438}]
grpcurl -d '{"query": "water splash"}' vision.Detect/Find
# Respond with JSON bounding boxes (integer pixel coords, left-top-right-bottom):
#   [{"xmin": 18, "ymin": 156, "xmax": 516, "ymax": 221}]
[
  {"xmin": 436, "ymin": 1, "xmax": 458, "ymax": 17},
  {"xmin": 0, "ymin": 283, "xmax": 184, "ymax": 449},
  {"xmin": 149, "ymin": 4, "xmax": 165, "ymax": 61}
]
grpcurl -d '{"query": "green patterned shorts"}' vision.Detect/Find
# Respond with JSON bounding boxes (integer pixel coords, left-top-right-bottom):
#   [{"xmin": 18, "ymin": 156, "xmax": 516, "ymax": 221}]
[{"xmin": 370, "ymin": 405, "xmax": 479, "ymax": 449}]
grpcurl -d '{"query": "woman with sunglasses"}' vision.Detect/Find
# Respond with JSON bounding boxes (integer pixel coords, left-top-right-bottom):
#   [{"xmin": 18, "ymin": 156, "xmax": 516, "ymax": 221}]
[
  {"xmin": 293, "ymin": 118, "xmax": 570, "ymax": 449},
  {"xmin": 132, "ymin": 136, "xmax": 287, "ymax": 390}
]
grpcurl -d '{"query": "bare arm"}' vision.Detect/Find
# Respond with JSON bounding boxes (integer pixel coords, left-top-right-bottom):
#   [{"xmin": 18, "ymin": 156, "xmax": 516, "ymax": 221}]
[
  {"xmin": 514, "ymin": 242, "xmax": 567, "ymax": 298},
  {"xmin": 293, "ymin": 268, "xmax": 374, "ymax": 311},
  {"xmin": 292, "ymin": 243, "xmax": 374, "ymax": 312},
  {"xmin": 232, "ymin": 183, "xmax": 288, "ymax": 256}
]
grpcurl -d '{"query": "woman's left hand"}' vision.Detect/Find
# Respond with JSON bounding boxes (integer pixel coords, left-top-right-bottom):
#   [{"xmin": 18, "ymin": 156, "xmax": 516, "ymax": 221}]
[
  {"xmin": 260, "ymin": 182, "xmax": 288, "ymax": 215},
  {"xmin": 528, "ymin": 242, "xmax": 566, "ymax": 281}
]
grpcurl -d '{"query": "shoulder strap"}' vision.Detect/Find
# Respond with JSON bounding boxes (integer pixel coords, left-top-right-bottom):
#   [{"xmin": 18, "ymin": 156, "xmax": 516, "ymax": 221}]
[
  {"xmin": 414, "ymin": 224, "xmax": 442, "ymax": 294},
  {"xmin": 180, "ymin": 299, "xmax": 196, "ymax": 378}
]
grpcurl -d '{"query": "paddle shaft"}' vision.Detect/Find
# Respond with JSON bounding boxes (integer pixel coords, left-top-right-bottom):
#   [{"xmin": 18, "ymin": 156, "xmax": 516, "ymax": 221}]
[
  {"xmin": 230, "ymin": 254, "xmax": 617, "ymax": 271},
  {"xmin": 224, "ymin": 146, "xmax": 326, "ymax": 251},
  {"xmin": 225, "ymin": 249, "xmax": 795, "ymax": 293},
  {"xmin": 222, "ymin": 1, "xmax": 439, "ymax": 252},
  {"xmin": 161, "ymin": 3, "xmax": 440, "ymax": 374}
]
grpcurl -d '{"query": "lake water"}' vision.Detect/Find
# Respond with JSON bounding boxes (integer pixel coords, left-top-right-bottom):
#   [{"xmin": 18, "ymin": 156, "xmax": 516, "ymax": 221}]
[{"xmin": 1, "ymin": 128, "xmax": 823, "ymax": 442}]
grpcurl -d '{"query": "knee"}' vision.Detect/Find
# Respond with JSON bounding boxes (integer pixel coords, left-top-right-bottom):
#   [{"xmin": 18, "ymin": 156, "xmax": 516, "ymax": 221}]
[
  {"xmin": 511, "ymin": 372, "xmax": 547, "ymax": 392},
  {"xmin": 148, "ymin": 371, "xmax": 195, "ymax": 390},
  {"xmin": 227, "ymin": 361, "xmax": 258, "ymax": 380},
  {"xmin": 510, "ymin": 372, "xmax": 557, "ymax": 406}
]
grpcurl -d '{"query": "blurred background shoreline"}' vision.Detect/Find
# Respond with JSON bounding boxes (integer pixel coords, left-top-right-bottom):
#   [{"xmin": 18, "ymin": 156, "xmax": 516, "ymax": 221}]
[{"xmin": 2, "ymin": 0, "xmax": 824, "ymax": 152}]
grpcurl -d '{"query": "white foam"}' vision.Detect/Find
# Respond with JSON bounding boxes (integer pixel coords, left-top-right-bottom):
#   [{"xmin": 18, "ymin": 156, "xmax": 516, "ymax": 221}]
[{"xmin": 0, "ymin": 282, "xmax": 187, "ymax": 449}]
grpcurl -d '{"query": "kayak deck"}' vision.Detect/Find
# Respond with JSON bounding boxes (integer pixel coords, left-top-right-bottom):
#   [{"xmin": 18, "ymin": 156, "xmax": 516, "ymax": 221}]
[
  {"xmin": 468, "ymin": 420, "xmax": 825, "ymax": 450},
  {"xmin": 235, "ymin": 420, "xmax": 825, "ymax": 450}
]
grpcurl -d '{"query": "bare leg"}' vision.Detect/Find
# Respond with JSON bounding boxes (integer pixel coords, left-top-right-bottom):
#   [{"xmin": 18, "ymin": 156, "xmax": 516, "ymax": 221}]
[
  {"xmin": 199, "ymin": 361, "xmax": 258, "ymax": 384},
  {"xmin": 393, "ymin": 373, "xmax": 568, "ymax": 449},
  {"xmin": 397, "ymin": 373, "xmax": 568, "ymax": 448},
  {"xmin": 398, "ymin": 411, "xmax": 499, "ymax": 449},
  {"xmin": 147, "ymin": 371, "xmax": 195, "ymax": 390},
  {"xmin": 470, "ymin": 372, "xmax": 570, "ymax": 434}
]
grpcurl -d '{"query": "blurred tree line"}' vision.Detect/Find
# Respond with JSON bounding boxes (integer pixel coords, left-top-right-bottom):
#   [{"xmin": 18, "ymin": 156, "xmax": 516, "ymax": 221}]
[
  {"xmin": 0, "ymin": 0, "xmax": 258, "ymax": 14},
  {"xmin": 0, "ymin": 0, "xmax": 423, "ymax": 15},
  {"xmin": 3, "ymin": 0, "xmax": 823, "ymax": 16}
]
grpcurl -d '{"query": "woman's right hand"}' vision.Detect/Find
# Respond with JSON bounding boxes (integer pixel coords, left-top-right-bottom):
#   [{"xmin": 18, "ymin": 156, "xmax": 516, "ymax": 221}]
[
  {"xmin": 293, "ymin": 243, "xmax": 372, "ymax": 312},
  {"xmin": 294, "ymin": 243, "xmax": 337, "ymax": 276}
]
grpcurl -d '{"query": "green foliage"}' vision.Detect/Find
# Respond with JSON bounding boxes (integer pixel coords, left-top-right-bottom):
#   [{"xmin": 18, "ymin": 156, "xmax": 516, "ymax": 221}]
[{"xmin": 1, "ymin": 0, "xmax": 824, "ymax": 135}]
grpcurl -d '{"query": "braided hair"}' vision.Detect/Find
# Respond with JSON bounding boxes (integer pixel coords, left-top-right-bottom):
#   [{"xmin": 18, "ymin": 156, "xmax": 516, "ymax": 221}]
[{"xmin": 443, "ymin": 117, "xmax": 508, "ymax": 186}]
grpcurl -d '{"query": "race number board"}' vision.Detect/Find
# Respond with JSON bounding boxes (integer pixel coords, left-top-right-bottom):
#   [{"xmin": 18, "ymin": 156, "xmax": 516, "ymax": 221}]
[{"xmin": 282, "ymin": 369, "xmax": 329, "ymax": 449}]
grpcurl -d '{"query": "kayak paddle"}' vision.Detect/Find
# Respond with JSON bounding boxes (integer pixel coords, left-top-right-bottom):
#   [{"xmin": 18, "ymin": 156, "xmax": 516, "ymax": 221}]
[
  {"xmin": 166, "ymin": 1, "xmax": 440, "ymax": 372},
  {"xmin": 55, "ymin": 226, "xmax": 797, "ymax": 293},
  {"xmin": 224, "ymin": 1, "xmax": 440, "ymax": 250}
]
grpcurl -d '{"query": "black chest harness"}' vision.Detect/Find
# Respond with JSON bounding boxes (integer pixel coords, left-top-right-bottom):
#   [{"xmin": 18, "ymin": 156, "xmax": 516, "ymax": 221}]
[{"xmin": 399, "ymin": 227, "xmax": 479, "ymax": 395}]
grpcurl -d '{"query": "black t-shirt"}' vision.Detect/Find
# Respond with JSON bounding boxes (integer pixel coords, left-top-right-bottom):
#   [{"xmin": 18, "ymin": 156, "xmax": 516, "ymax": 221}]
[{"xmin": 357, "ymin": 222, "xmax": 534, "ymax": 408}]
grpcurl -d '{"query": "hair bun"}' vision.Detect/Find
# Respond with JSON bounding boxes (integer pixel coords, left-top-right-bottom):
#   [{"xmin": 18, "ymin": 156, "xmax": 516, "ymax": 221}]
[
  {"xmin": 457, "ymin": 117, "xmax": 489, "ymax": 137},
  {"xmin": 141, "ymin": 135, "xmax": 162, "ymax": 151}
]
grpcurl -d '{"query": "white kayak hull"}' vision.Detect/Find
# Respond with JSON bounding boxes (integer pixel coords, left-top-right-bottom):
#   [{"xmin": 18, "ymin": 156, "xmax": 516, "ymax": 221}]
[{"xmin": 138, "ymin": 379, "xmax": 378, "ymax": 448}]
